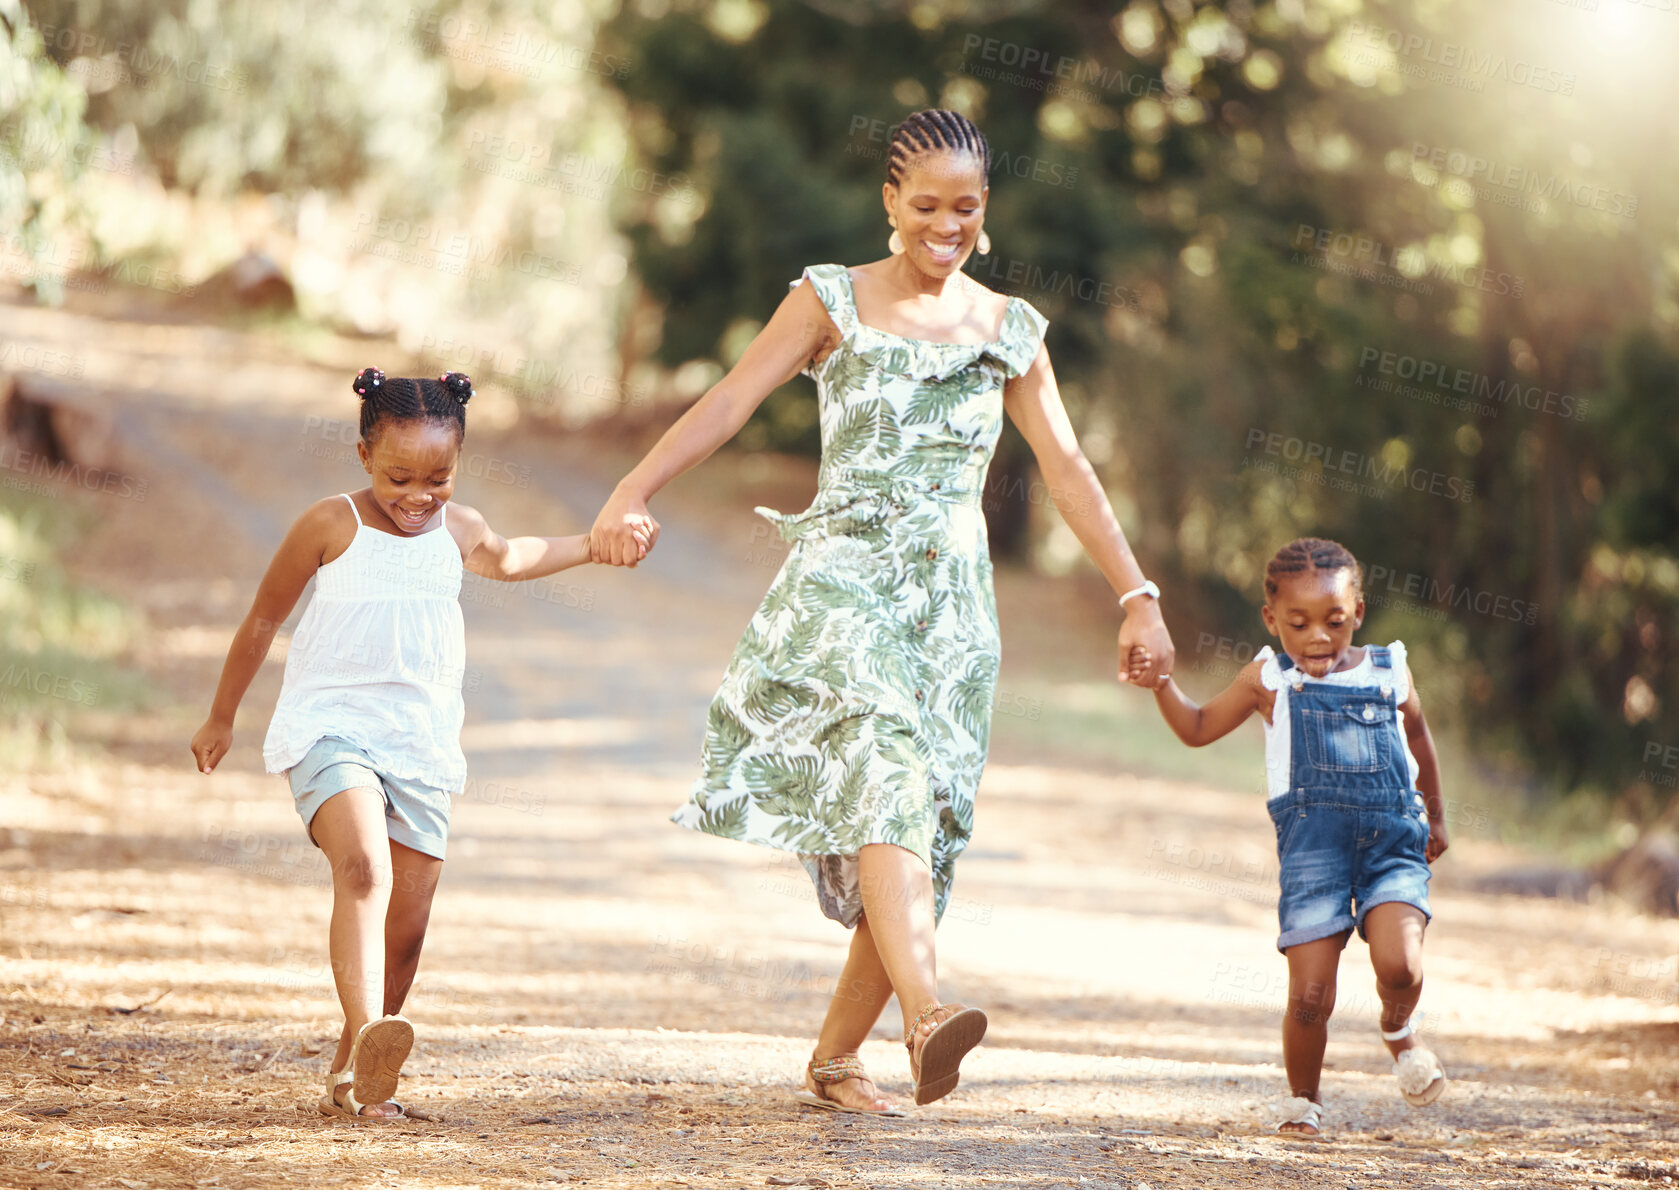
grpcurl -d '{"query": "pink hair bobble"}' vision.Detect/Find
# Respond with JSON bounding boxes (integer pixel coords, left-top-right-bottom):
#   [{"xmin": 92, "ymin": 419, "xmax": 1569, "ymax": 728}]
[{"xmin": 352, "ymin": 367, "xmax": 386, "ymax": 397}]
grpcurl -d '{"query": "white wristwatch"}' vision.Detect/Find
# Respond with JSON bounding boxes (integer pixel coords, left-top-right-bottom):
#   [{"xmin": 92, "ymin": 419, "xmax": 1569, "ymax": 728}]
[{"xmin": 1117, "ymin": 579, "xmax": 1160, "ymax": 609}]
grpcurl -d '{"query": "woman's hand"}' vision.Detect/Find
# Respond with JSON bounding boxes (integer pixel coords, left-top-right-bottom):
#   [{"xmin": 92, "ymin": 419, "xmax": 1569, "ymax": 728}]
[
  {"xmin": 590, "ymin": 486, "xmax": 658, "ymax": 567},
  {"xmin": 1117, "ymin": 603, "xmax": 1174, "ymax": 688}
]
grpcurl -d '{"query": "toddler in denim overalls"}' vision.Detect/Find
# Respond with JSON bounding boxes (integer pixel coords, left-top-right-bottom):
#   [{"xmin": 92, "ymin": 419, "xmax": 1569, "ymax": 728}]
[
  {"xmin": 1264, "ymin": 643, "xmax": 1433, "ymax": 952},
  {"xmin": 1134, "ymin": 537, "xmax": 1450, "ymax": 1138}
]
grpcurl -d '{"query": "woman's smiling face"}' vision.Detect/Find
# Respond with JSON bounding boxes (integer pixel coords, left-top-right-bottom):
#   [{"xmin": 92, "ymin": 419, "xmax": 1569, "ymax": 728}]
[
  {"xmin": 883, "ymin": 150, "xmax": 988, "ymax": 276},
  {"xmin": 356, "ymin": 419, "xmax": 460, "ymax": 534}
]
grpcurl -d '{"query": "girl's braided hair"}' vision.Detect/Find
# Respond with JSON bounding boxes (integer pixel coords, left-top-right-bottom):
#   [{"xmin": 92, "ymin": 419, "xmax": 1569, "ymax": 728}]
[
  {"xmin": 353, "ymin": 367, "xmax": 473, "ymax": 444},
  {"xmin": 1264, "ymin": 537, "xmax": 1364, "ymax": 598},
  {"xmin": 886, "ymin": 108, "xmax": 991, "ymax": 187}
]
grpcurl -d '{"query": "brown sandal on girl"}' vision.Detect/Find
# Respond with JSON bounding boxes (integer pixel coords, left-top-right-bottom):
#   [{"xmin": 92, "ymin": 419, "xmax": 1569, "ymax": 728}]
[{"xmin": 904, "ymin": 1002, "xmax": 987, "ymax": 1106}]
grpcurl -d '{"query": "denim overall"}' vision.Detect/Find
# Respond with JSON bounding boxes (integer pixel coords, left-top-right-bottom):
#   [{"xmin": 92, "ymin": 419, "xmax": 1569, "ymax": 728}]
[{"xmin": 1267, "ymin": 645, "xmax": 1432, "ymax": 952}]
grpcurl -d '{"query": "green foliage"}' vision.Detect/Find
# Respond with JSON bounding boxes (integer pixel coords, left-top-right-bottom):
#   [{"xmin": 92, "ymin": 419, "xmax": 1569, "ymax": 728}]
[
  {"xmin": 0, "ymin": 487, "xmax": 148, "ymax": 769},
  {"xmin": 0, "ymin": 490, "xmax": 134, "ymax": 663},
  {"xmin": 0, "ymin": 0, "xmax": 93, "ymax": 302},
  {"xmin": 14, "ymin": 0, "xmax": 630, "ymax": 400},
  {"xmin": 23, "ymin": 0, "xmax": 452, "ymax": 196}
]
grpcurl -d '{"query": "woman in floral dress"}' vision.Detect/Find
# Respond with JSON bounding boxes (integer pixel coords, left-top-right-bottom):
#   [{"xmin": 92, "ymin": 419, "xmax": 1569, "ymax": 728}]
[{"xmin": 591, "ymin": 109, "xmax": 1175, "ymax": 1113}]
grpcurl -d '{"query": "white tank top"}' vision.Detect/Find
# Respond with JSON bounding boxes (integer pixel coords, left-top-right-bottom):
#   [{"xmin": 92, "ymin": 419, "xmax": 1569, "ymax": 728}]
[{"xmin": 263, "ymin": 494, "xmax": 468, "ymax": 790}]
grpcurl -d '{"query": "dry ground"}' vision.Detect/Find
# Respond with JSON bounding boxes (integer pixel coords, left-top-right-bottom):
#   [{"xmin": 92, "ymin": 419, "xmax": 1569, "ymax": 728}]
[{"xmin": 1, "ymin": 290, "xmax": 1676, "ymax": 1189}]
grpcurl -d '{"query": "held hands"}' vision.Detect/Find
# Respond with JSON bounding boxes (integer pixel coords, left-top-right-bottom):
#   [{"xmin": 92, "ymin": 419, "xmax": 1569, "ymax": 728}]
[
  {"xmin": 588, "ymin": 487, "xmax": 658, "ymax": 568},
  {"xmin": 190, "ymin": 719, "xmax": 232, "ymax": 774},
  {"xmin": 1117, "ymin": 603, "xmax": 1173, "ymax": 689}
]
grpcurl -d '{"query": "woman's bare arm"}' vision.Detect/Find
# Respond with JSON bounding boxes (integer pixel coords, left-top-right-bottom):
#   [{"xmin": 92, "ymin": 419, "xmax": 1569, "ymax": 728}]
[
  {"xmin": 1002, "ymin": 344, "xmax": 1175, "ymax": 685},
  {"xmin": 589, "ymin": 281, "xmax": 837, "ymax": 566}
]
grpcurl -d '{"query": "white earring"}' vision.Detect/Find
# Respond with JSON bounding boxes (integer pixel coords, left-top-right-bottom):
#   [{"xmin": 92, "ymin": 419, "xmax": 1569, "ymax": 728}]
[
  {"xmin": 889, "ymin": 229, "xmax": 905, "ymax": 255},
  {"xmin": 976, "ymin": 230, "xmax": 991, "ymax": 255}
]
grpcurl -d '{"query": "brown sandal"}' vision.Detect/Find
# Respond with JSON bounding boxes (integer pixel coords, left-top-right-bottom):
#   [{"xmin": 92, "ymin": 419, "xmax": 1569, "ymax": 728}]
[
  {"xmin": 792, "ymin": 1054, "xmax": 906, "ymax": 1116},
  {"xmin": 904, "ymin": 1002, "xmax": 987, "ymax": 1106}
]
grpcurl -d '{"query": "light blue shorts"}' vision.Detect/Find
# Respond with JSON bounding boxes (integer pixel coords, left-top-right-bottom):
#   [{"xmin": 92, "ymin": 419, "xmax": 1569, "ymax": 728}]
[{"xmin": 287, "ymin": 737, "xmax": 451, "ymax": 860}]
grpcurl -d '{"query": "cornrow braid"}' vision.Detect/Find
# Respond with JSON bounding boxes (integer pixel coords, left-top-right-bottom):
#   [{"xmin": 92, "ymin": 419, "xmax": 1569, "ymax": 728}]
[
  {"xmin": 886, "ymin": 108, "xmax": 991, "ymax": 188},
  {"xmin": 353, "ymin": 367, "xmax": 473, "ymax": 444},
  {"xmin": 1264, "ymin": 537, "xmax": 1364, "ymax": 598}
]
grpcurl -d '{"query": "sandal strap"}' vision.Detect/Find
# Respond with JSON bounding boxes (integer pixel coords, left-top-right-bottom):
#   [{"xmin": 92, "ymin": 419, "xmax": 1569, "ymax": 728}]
[
  {"xmin": 324, "ymin": 1069, "xmax": 368, "ymax": 1116},
  {"xmin": 326, "ymin": 1072, "xmax": 405, "ymax": 1118},
  {"xmin": 1278, "ymin": 1095, "xmax": 1323, "ymax": 1127},
  {"xmin": 807, "ymin": 1055, "xmax": 868, "ymax": 1085},
  {"xmin": 903, "ymin": 1001, "xmax": 952, "ymax": 1049}
]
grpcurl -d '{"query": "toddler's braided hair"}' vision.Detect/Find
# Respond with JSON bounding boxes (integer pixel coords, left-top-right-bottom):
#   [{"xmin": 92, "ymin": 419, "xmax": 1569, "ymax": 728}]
[
  {"xmin": 353, "ymin": 367, "xmax": 473, "ymax": 444},
  {"xmin": 886, "ymin": 108, "xmax": 991, "ymax": 188},
  {"xmin": 1264, "ymin": 537, "xmax": 1364, "ymax": 599}
]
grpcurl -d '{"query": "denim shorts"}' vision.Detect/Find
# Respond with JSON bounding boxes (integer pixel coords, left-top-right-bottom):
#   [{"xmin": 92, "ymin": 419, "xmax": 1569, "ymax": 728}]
[
  {"xmin": 286, "ymin": 737, "xmax": 451, "ymax": 860},
  {"xmin": 1267, "ymin": 788, "xmax": 1431, "ymax": 952}
]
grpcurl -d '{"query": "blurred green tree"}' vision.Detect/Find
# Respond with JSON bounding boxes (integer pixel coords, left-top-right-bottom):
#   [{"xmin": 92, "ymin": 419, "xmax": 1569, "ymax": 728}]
[
  {"xmin": 1, "ymin": 0, "xmax": 94, "ymax": 303},
  {"xmin": 15, "ymin": 0, "xmax": 634, "ymax": 416}
]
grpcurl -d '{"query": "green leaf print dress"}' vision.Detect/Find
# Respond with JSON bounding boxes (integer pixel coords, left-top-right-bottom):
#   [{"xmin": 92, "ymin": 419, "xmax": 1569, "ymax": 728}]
[{"xmin": 672, "ymin": 263, "xmax": 1050, "ymax": 927}]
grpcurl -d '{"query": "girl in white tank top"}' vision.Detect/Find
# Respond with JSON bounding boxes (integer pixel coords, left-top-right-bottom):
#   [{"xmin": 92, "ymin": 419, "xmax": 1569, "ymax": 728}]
[
  {"xmin": 190, "ymin": 368, "xmax": 631, "ymax": 1119},
  {"xmin": 262, "ymin": 490, "xmax": 470, "ymax": 789}
]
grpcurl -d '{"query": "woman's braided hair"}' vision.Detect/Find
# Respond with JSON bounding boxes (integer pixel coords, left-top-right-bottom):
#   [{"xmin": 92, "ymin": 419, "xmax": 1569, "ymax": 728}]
[
  {"xmin": 886, "ymin": 108, "xmax": 991, "ymax": 188},
  {"xmin": 352, "ymin": 367, "xmax": 473, "ymax": 444},
  {"xmin": 1264, "ymin": 537, "xmax": 1364, "ymax": 599}
]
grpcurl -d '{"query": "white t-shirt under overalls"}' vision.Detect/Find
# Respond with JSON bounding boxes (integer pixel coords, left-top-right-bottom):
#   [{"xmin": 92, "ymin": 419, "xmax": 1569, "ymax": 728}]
[{"xmin": 1255, "ymin": 641, "xmax": 1421, "ymax": 802}]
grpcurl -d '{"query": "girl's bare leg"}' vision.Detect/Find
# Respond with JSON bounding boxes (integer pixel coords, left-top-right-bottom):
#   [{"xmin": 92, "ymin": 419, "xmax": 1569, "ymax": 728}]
[
  {"xmin": 1279, "ymin": 932, "xmax": 1348, "ymax": 1135},
  {"xmin": 382, "ymin": 841, "xmax": 443, "ymax": 1013},
  {"xmin": 310, "ymin": 788, "xmax": 400, "ymax": 1117},
  {"xmin": 1363, "ymin": 903, "xmax": 1428, "ymax": 1058}
]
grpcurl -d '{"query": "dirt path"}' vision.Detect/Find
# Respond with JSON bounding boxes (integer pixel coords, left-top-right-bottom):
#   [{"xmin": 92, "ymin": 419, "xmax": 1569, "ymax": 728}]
[{"xmin": 1, "ymin": 294, "xmax": 1676, "ymax": 1189}]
